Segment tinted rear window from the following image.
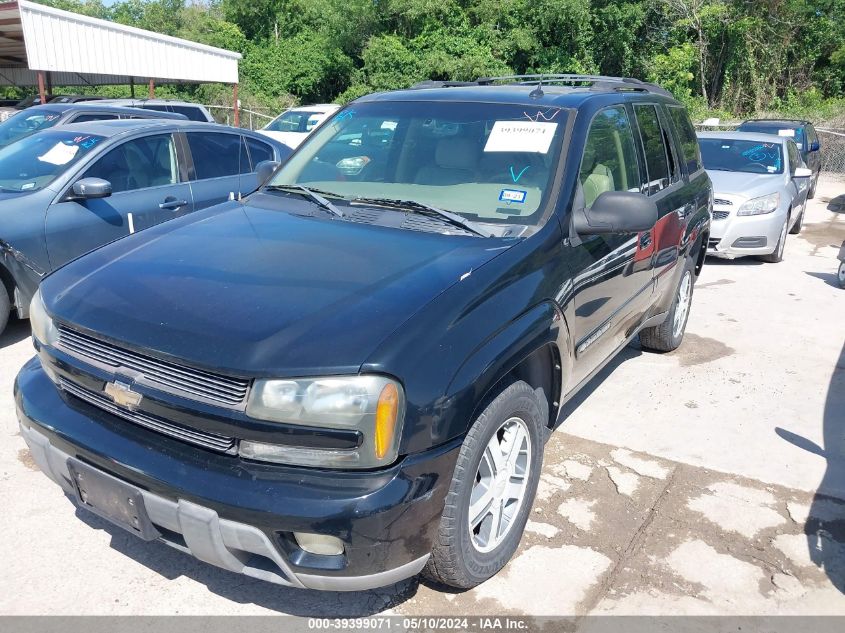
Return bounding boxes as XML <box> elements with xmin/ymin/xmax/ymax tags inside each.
<box><xmin>738</xmin><ymin>123</ymin><xmax>805</xmax><ymax>146</ymax></box>
<box><xmin>187</xmin><ymin>132</ymin><xmax>247</xmax><ymax>179</ymax></box>
<box><xmin>170</xmin><ymin>105</ymin><xmax>209</xmax><ymax>122</ymax></box>
<box><xmin>246</xmin><ymin>137</ymin><xmax>275</xmax><ymax>166</ymax></box>
<box><xmin>667</xmin><ymin>106</ymin><xmax>702</xmax><ymax>174</ymax></box>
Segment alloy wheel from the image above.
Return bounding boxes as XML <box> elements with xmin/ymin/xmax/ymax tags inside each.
<box><xmin>672</xmin><ymin>270</ymin><xmax>692</xmax><ymax>338</ymax></box>
<box><xmin>468</xmin><ymin>416</ymin><xmax>532</xmax><ymax>553</ymax></box>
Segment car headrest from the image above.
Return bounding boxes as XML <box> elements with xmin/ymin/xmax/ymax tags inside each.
<box><xmin>435</xmin><ymin>137</ymin><xmax>478</xmax><ymax>170</ymax></box>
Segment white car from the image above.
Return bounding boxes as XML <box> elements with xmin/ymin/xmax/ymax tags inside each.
<box><xmin>258</xmin><ymin>104</ymin><xmax>340</xmax><ymax>148</ymax></box>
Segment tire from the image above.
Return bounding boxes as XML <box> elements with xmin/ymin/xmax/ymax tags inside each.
<box><xmin>424</xmin><ymin>380</ymin><xmax>544</xmax><ymax>589</ymax></box>
<box><xmin>789</xmin><ymin>201</ymin><xmax>805</xmax><ymax>235</ymax></box>
<box><xmin>0</xmin><ymin>288</ymin><xmax>9</xmax><ymax>339</ymax></box>
<box><xmin>808</xmin><ymin>175</ymin><xmax>817</xmax><ymax>200</ymax></box>
<box><xmin>838</xmin><ymin>261</ymin><xmax>845</xmax><ymax>289</ymax></box>
<box><xmin>640</xmin><ymin>260</ymin><xmax>695</xmax><ymax>352</ymax></box>
<box><xmin>758</xmin><ymin>216</ymin><xmax>788</xmax><ymax>263</ymax></box>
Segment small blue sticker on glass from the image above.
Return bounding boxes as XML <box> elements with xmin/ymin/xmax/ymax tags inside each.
<box><xmin>499</xmin><ymin>189</ymin><xmax>527</xmax><ymax>204</ymax></box>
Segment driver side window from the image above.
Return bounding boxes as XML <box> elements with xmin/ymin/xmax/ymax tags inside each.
<box><xmin>83</xmin><ymin>134</ymin><xmax>178</xmax><ymax>194</ymax></box>
<box><xmin>579</xmin><ymin>106</ymin><xmax>640</xmax><ymax>207</ymax></box>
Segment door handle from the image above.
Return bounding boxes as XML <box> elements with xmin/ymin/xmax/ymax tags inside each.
<box><xmin>159</xmin><ymin>198</ymin><xmax>188</xmax><ymax>211</ymax></box>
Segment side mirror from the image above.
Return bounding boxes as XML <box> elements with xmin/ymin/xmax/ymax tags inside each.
<box><xmin>809</xmin><ymin>141</ymin><xmax>820</xmax><ymax>152</ymax></box>
<box><xmin>256</xmin><ymin>160</ymin><xmax>281</xmax><ymax>187</ymax></box>
<box><xmin>72</xmin><ymin>177</ymin><xmax>112</xmax><ymax>199</ymax></box>
<box><xmin>572</xmin><ymin>191</ymin><xmax>658</xmax><ymax>235</ymax></box>
<box><xmin>794</xmin><ymin>166</ymin><xmax>812</xmax><ymax>179</ymax></box>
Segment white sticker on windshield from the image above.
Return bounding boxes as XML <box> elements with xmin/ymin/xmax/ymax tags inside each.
<box><xmin>38</xmin><ymin>142</ymin><xmax>79</xmax><ymax>166</ymax></box>
<box><xmin>778</xmin><ymin>129</ymin><xmax>795</xmax><ymax>137</ymax></box>
<box><xmin>20</xmin><ymin>182</ymin><xmax>35</xmax><ymax>190</ymax></box>
<box><xmin>484</xmin><ymin>121</ymin><xmax>558</xmax><ymax>154</ymax></box>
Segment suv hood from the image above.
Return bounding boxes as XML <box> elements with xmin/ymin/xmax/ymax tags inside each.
<box><xmin>707</xmin><ymin>169</ymin><xmax>781</xmax><ymax>199</ymax></box>
<box><xmin>42</xmin><ymin>200</ymin><xmax>509</xmax><ymax>377</ymax></box>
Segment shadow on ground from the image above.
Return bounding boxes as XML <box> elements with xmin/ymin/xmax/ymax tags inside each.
<box><xmin>0</xmin><ymin>318</ymin><xmax>29</xmax><ymax>349</ymax></box>
<box><xmin>805</xmin><ymin>271</ymin><xmax>843</xmax><ymax>288</ymax></box>
<box><xmin>703</xmin><ymin>257</ymin><xmax>765</xmax><ymax>267</ymax></box>
<box><xmin>555</xmin><ymin>341</ymin><xmax>642</xmax><ymax>430</ymax></box>
<box><xmin>775</xmin><ymin>339</ymin><xmax>845</xmax><ymax>593</ymax></box>
<box><xmin>72</xmin><ymin>501</ymin><xmax>418</xmax><ymax>616</ymax></box>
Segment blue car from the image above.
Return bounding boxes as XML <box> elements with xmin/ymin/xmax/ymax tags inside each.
<box><xmin>0</xmin><ymin>119</ymin><xmax>292</xmax><ymax>335</ymax></box>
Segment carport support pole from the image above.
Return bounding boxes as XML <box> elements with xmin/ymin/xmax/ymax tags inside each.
<box><xmin>233</xmin><ymin>83</ymin><xmax>240</xmax><ymax>127</ymax></box>
<box><xmin>148</xmin><ymin>79</ymin><xmax>155</xmax><ymax>99</ymax></box>
<box><xmin>37</xmin><ymin>70</ymin><xmax>46</xmax><ymax>104</ymax></box>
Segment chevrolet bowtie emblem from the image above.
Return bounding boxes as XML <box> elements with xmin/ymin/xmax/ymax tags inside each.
<box><xmin>104</xmin><ymin>381</ymin><xmax>143</xmax><ymax>410</ymax></box>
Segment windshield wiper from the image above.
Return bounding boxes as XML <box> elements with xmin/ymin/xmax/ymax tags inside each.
<box><xmin>352</xmin><ymin>197</ymin><xmax>491</xmax><ymax>238</ymax></box>
<box><xmin>264</xmin><ymin>184</ymin><xmax>345</xmax><ymax>218</ymax></box>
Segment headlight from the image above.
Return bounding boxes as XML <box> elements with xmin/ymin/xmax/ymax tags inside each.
<box><xmin>242</xmin><ymin>375</ymin><xmax>404</xmax><ymax>469</ymax></box>
<box><xmin>737</xmin><ymin>192</ymin><xmax>779</xmax><ymax>216</ymax></box>
<box><xmin>29</xmin><ymin>289</ymin><xmax>58</xmax><ymax>347</ymax></box>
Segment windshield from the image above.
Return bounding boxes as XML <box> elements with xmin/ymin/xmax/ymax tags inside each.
<box><xmin>0</xmin><ymin>109</ymin><xmax>63</xmax><ymax>148</ymax></box>
<box><xmin>0</xmin><ymin>130</ymin><xmax>105</xmax><ymax>192</ymax></box>
<box><xmin>738</xmin><ymin>123</ymin><xmax>804</xmax><ymax>147</ymax></box>
<box><xmin>268</xmin><ymin>101</ymin><xmax>569</xmax><ymax>229</ymax></box>
<box><xmin>698</xmin><ymin>138</ymin><xmax>784</xmax><ymax>175</ymax></box>
<box><xmin>265</xmin><ymin>110</ymin><xmax>327</xmax><ymax>133</ymax></box>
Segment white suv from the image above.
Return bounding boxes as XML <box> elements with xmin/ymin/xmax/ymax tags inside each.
<box><xmin>258</xmin><ymin>104</ymin><xmax>340</xmax><ymax>148</ymax></box>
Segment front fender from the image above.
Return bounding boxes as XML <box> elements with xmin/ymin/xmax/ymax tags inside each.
<box><xmin>444</xmin><ymin>301</ymin><xmax>566</xmax><ymax>434</ymax></box>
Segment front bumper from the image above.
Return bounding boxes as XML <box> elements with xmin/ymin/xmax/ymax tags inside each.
<box><xmin>15</xmin><ymin>357</ymin><xmax>460</xmax><ymax>591</ymax></box>
<box><xmin>707</xmin><ymin>205</ymin><xmax>787</xmax><ymax>258</ymax></box>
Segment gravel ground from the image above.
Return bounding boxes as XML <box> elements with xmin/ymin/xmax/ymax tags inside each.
<box><xmin>1</xmin><ymin>176</ymin><xmax>843</xmax><ymax>617</ymax></box>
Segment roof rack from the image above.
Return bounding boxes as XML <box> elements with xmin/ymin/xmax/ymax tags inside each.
<box><xmin>477</xmin><ymin>74</ymin><xmax>674</xmax><ymax>97</ymax></box>
<box><xmin>410</xmin><ymin>74</ymin><xmax>673</xmax><ymax>98</ymax></box>
<box><xmin>409</xmin><ymin>80</ymin><xmax>485</xmax><ymax>90</ymax></box>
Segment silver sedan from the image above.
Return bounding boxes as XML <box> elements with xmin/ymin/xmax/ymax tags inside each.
<box><xmin>697</xmin><ymin>131</ymin><xmax>812</xmax><ymax>262</ymax></box>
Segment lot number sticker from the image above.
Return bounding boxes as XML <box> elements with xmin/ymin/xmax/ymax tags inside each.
<box><xmin>485</xmin><ymin>121</ymin><xmax>558</xmax><ymax>154</ymax></box>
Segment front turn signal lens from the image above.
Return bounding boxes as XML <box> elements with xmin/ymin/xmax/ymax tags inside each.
<box><xmin>374</xmin><ymin>383</ymin><xmax>399</xmax><ymax>459</ymax></box>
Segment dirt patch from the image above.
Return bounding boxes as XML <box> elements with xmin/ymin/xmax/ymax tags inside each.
<box><xmin>669</xmin><ymin>333</ymin><xmax>735</xmax><ymax>367</ymax></box>
<box><xmin>796</xmin><ymin>219</ymin><xmax>845</xmax><ymax>255</ymax></box>
<box><xmin>17</xmin><ymin>448</ymin><xmax>38</xmax><ymax>471</ymax></box>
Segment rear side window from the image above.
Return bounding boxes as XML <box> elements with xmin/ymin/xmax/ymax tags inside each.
<box><xmin>667</xmin><ymin>106</ymin><xmax>702</xmax><ymax>174</ymax></box>
<box><xmin>71</xmin><ymin>114</ymin><xmax>119</xmax><ymax>123</ymax></box>
<box><xmin>634</xmin><ymin>105</ymin><xmax>671</xmax><ymax>194</ymax></box>
<box><xmin>170</xmin><ymin>105</ymin><xmax>208</xmax><ymax>122</ymax></box>
<box><xmin>186</xmin><ymin>132</ymin><xmax>246</xmax><ymax>179</ymax></box>
<box><xmin>579</xmin><ymin>106</ymin><xmax>641</xmax><ymax>207</ymax></box>
<box><xmin>786</xmin><ymin>141</ymin><xmax>799</xmax><ymax>173</ymax></box>
<box><xmin>84</xmin><ymin>133</ymin><xmax>178</xmax><ymax>193</ymax></box>
<box><xmin>141</xmin><ymin>104</ymin><xmax>171</xmax><ymax>114</ymax></box>
<box><xmin>246</xmin><ymin>137</ymin><xmax>275</xmax><ymax>167</ymax></box>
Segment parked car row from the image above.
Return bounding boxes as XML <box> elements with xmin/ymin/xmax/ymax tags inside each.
<box><xmin>0</xmin><ymin>114</ymin><xmax>293</xmax><ymax>336</ymax></box>
<box><xmin>4</xmin><ymin>77</ymin><xmax>831</xmax><ymax>596</ymax></box>
<box><xmin>697</xmin><ymin>119</ymin><xmax>819</xmax><ymax>262</ymax></box>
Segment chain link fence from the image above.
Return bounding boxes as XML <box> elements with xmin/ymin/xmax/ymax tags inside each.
<box><xmin>694</xmin><ymin>121</ymin><xmax>845</xmax><ymax>173</ymax></box>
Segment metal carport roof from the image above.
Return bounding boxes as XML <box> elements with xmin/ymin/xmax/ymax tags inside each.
<box><xmin>0</xmin><ymin>0</ymin><xmax>241</xmax><ymax>88</ymax></box>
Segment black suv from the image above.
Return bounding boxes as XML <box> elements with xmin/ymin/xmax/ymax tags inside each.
<box><xmin>16</xmin><ymin>75</ymin><xmax>712</xmax><ymax>591</ymax></box>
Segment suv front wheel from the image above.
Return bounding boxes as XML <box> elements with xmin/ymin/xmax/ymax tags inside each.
<box><xmin>425</xmin><ymin>380</ymin><xmax>544</xmax><ymax>588</ymax></box>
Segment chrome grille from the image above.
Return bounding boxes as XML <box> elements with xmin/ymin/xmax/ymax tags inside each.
<box><xmin>714</xmin><ymin>198</ymin><xmax>733</xmax><ymax>206</ymax></box>
<box><xmin>713</xmin><ymin>210</ymin><xmax>730</xmax><ymax>220</ymax></box>
<box><xmin>57</xmin><ymin>326</ymin><xmax>250</xmax><ymax>407</ymax></box>
<box><xmin>59</xmin><ymin>378</ymin><xmax>237</xmax><ymax>454</ymax></box>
